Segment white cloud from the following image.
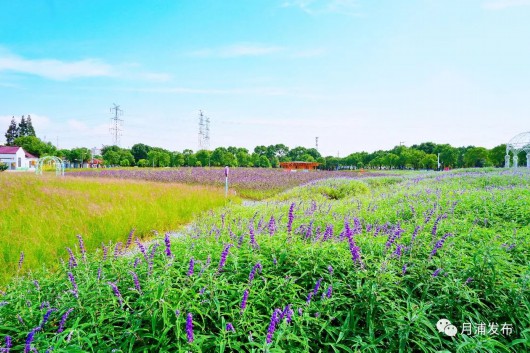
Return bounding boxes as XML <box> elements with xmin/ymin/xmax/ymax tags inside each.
<box><xmin>0</xmin><ymin>52</ymin><xmax>113</xmax><ymax>81</ymax></box>
<box><xmin>281</xmin><ymin>0</ymin><xmax>360</xmax><ymax>15</ymax></box>
<box><xmin>189</xmin><ymin>43</ymin><xmax>284</xmax><ymax>58</ymax></box>
<box><xmin>483</xmin><ymin>0</ymin><xmax>530</xmax><ymax>10</ymax></box>
<box><xmin>0</xmin><ymin>48</ymin><xmax>171</xmax><ymax>82</ymax></box>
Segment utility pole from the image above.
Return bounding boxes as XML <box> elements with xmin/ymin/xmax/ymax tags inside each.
<box><xmin>315</xmin><ymin>137</ymin><xmax>319</xmax><ymax>151</ymax></box>
<box><xmin>109</xmin><ymin>103</ymin><xmax>123</xmax><ymax>146</ymax></box>
<box><xmin>399</xmin><ymin>141</ymin><xmax>405</xmax><ymax>146</ymax></box>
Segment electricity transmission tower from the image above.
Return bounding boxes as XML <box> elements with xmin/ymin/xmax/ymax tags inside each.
<box><xmin>109</xmin><ymin>103</ymin><xmax>123</xmax><ymax>146</ymax></box>
<box><xmin>198</xmin><ymin>110</ymin><xmax>210</xmax><ymax>150</ymax></box>
<box><xmin>315</xmin><ymin>137</ymin><xmax>319</xmax><ymax>151</ymax></box>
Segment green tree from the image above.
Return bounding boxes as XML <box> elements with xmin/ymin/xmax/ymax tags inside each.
<box><xmin>463</xmin><ymin>147</ymin><xmax>490</xmax><ymax>167</ymax></box>
<box><xmin>131</xmin><ymin>143</ymin><xmax>151</xmax><ymax>162</ymax></box>
<box><xmin>236</xmin><ymin>150</ymin><xmax>252</xmax><ymax>167</ymax></box>
<box><xmin>13</xmin><ymin>136</ymin><xmax>56</xmax><ymax>157</ymax></box>
<box><xmin>259</xmin><ymin>155</ymin><xmax>271</xmax><ymax>168</ymax></box>
<box><xmin>171</xmin><ymin>152</ymin><xmax>184</xmax><ymax>167</ymax></box>
<box><xmin>489</xmin><ymin>144</ymin><xmax>507</xmax><ymax>167</ymax></box>
<box><xmin>26</xmin><ymin>115</ymin><xmax>36</xmax><ymax>137</ymax></box>
<box><xmin>120</xmin><ymin>159</ymin><xmax>130</xmax><ymax>167</ymax></box>
<box><xmin>196</xmin><ymin>150</ymin><xmax>211</xmax><ymax>167</ymax></box>
<box><xmin>103</xmin><ymin>150</ymin><xmax>120</xmax><ymax>166</ymax></box>
<box><xmin>420</xmin><ymin>154</ymin><xmax>438</xmax><ymax>170</ymax></box>
<box><xmin>137</xmin><ymin>159</ymin><xmax>149</xmax><ymax>167</ymax></box>
<box><xmin>18</xmin><ymin>116</ymin><xmax>28</xmax><ymax>137</ymax></box>
<box><xmin>4</xmin><ymin>117</ymin><xmax>18</xmax><ymax>146</ymax></box>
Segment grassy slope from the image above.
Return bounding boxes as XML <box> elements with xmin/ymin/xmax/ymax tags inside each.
<box><xmin>0</xmin><ymin>170</ymin><xmax>529</xmax><ymax>352</ymax></box>
<box><xmin>0</xmin><ymin>173</ymin><xmax>235</xmax><ymax>285</ymax></box>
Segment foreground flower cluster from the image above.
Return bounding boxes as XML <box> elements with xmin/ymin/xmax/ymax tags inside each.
<box><xmin>0</xmin><ymin>169</ymin><xmax>529</xmax><ymax>352</ymax></box>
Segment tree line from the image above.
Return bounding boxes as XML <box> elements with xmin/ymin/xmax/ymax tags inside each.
<box><xmin>2</xmin><ymin>119</ymin><xmax>523</xmax><ymax>169</ymax></box>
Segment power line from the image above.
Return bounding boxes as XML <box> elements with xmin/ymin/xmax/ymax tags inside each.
<box><xmin>109</xmin><ymin>103</ymin><xmax>123</xmax><ymax>146</ymax></box>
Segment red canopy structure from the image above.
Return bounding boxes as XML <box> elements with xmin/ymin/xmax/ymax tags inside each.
<box><xmin>279</xmin><ymin>161</ymin><xmax>320</xmax><ymax>171</ymax></box>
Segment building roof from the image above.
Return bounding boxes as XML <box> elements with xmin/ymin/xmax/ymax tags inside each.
<box><xmin>0</xmin><ymin>146</ymin><xmax>21</xmax><ymax>154</ymax></box>
<box><xmin>0</xmin><ymin>146</ymin><xmax>37</xmax><ymax>158</ymax></box>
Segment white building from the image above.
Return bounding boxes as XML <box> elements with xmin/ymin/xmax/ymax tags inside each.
<box><xmin>0</xmin><ymin>146</ymin><xmax>38</xmax><ymax>171</ymax></box>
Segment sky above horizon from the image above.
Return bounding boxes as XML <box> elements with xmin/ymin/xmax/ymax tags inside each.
<box><xmin>1</xmin><ymin>0</ymin><xmax>529</xmax><ymax>156</ymax></box>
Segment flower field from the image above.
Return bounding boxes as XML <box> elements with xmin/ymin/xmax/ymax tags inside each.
<box><xmin>1</xmin><ymin>170</ymin><xmax>529</xmax><ymax>352</ymax></box>
<box><xmin>66</xmin><ymin>168</ymin><xmax>386</xmax><ymax>200</ymax></box>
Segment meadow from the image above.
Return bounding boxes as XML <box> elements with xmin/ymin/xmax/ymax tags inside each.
<box><xmin>0</xmin><ymin>169</ymin><xmax>529</xmax><ymax>352</ymax></box>
<box><xmin>0</xmin><ymin>173</ymin><xmax>232</xmax><ymax>285</ymax></box>
<box><xmin>66</xmin><ymin>167</ymin><xmax>386</xmax><ymax>200</ymax></box>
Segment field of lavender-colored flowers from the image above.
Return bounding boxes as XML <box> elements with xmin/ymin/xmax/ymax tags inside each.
<box><xmin>67</xmin><ymin>167</ymin><xmax>388</xmax><ymax>199</ymax></box>
<box><xmin>1</xmin><ymin>169</ymin><xmax>529</xmax><ymax>352</ymax></box>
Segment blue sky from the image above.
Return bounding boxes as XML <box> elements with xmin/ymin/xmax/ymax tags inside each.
<box><xmin>1</xmin><ymin>0</ymin><xmax>529</xmax><ymax>156</ymax></box>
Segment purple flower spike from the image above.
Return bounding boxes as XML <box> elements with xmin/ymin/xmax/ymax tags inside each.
<box><xmin>465</xmin><ymin>277</ymin><xmax>473</xmax><ymax>285</ymax></box>
<box><xmin>430</xmin><ymin>233</ymin><xmax>452</xmax><ymax>259</ymax></box>
<box><xmin>266</xmin><ymin>309</ymin><xmax>280</xmax><ymax>344</ymax></box>
<box><xmin>240</xmin><ymin>289</ymin><xmax>249</xmax><ymax>312</ymax></box>
<box><xmin>226</xmin><ymin>322</ymin><xmax>236</xmax><ymax>332</ymax></box>
<box><xmin>107</xmin><ymin>281</ymin><xmax>123</xmax><ymax>306</ymax></box>
<box><xmin>130</xmin><ymin>271</ymin><xmax>141</xmax><ymax>293</ymax></box>
<box><xmin>287</xmin><ymin>203</ymin><xmax>295</xmax><ymax>235</ymax></box>
<box><xmin>432</xmin><ymin>268</ymin><xmax>442</xmax><ymax>277</ymax></box>
<box><xmin>18</xmin><ymin>251</ymin><xmax>24</xmax><ymax>270</ymax></box>
<box><xmin>249</xmin><ymin>224</ymin><xmax>259</xmax><ymax>248</ymax></box>
<box><xmin>186</xmin><ymin>313</ymin><xmax>194</xmax><ymax>343</ymax></box>
<box><xmin>164</xmin><ymin>233</ymin><xmax>172</xmax><ymax>257</ymax></box>
<box><xmin>218</xmin><ymin>244</ymin><xmax>233</xmax><ymax>272</ymax></box>
<box><xmin>344</xmin><ymin>221</ymin><xmax>363</xmax><ymax>267</ymax></box>
<box><xmin>328</xmin><ymin>265</ymin><xmax>333</xmax><ymax>275</ymax></box>
<box><xmin>325</xmin><ymin>285</ymin><xmax>333</xmax><ymax>299</ymax></box>
<box><xmin>39</xmin><ymin>308</ymin><xmax>57</xmax><ymax>330</ymax></box>
<box><xmin>313</xmin><ymin>278</ymin><xmax>323</xmax><ymax>296</ymax></box>
<box><xmin>175</xmin><ymin>309</ymin><xmax>181</xmax><ymax>317</ymax></box>
<box><xmin>188</xmin><ymin>258</ymin><xmax>195</xmax><ymax>277</ymax></box>
<box><xmin>5</xmin><ymin>335</ymin><xmax>12</xmax><ymax>351</ymax></box>
<box><xmin>268</xmin><ymin>216</ymin><xmax>276</xmax><ymax>236</ymax></box>
<box><xmin>248</xmin><ymin>263</ymin><xmax>262</xmax><ymax>284</ymax></box>
<box><xmin>101</xmin><ymin>243</ymin><xmax>108</xmax><ymax>261</ymax></box>
<box><xmin>298</xmin><ymin>308</ymin><xmax>303</xmax><ymax>316</ymax></box>
<box><xmin>66</xmin><ymin>247</ymin><xmax>77</xmax><ymax>268</ymax></box>
<box><xmin>24</xmin><ymin>328</ymin><xmax>37</xmax><ymax>353</ymax></box>
<box><xmin>76</xmin><ymin>234</ymin><xmax>86</xmax><ymax>260</ymax></box>
<box><xmin>125</xmin><ymin>228</ymin><xmax>135</xmax><ymax>249</ymax></box>
<box><xmin>67</xmin><ymin>272</ymin><xmax>78</xmax><ymax>299</ymax></box>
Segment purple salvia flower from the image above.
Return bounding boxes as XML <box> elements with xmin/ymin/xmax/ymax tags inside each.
<box><xmin>114</xmin><ymin>242</ymin><xmax>123</xmax><ymax>260</ymax></box>
<box><xmin>130</xmin><ymin>271</ymin><xmax>141</xmax><ymax>293</ymax></box>
<box><xmin>76</xmin><ymin>234</ymin><xmax>86</xmax><ymax>260</ymax></box>
<box><xmin>410</xmin><ymin>226</ymin><xmax>420</xmax><ymax>245</ymax></box>
<box><xmin>465</xmin><ymin>277</ymin><xmax>473</xmax><ymax>285</ymax></box>
<box><xmin>164</xmin><ymin>233</ymin><xmax>172</xmax><ymax>257</ymax></box>
<box><xmin>305</xmin><ymin>221</ymin><xmax>314</xmax><ymax>239</ymax></box>
<box><xmin>306</xmin><ymin>292</ymin><xmax>313</xmax><ymax>304</ymax></box>
<box><xmin>17</xmin><ymin>315</ymin><xmax>24</xmax><ymax>325</ymax></box>
<box><xmin>175</xmin><ymin>310</ymin><xmax>180</xmax><ymax>317</ymax></box>
<box><xmin>429</xmin><ymin>233</ymin><xmax>452</xmax><ymax>259</ymax></box>
<box><xmin>268</xmin><ymin>215</ymin><xmax>276</xmax><ymax>236</ymax></box>
<box><xmin>298</xmin><ymin>308</ymin><xmax>303</xmax><ymax>316</ymax></box>
<box><xmin>66</xmin><ymin>330</ymin><xmax>74</xmax><ymax>342</ymax></box>
<box><xmin>226</xmin><ymin>322</ymin><xmax>235</xmax><ymax>332</ymax></box>
<box><xmin>266</xmin><ymin>309</ymin><xmax>279</xmax><ymax>344</ymax></box>
<box><xmin>218</xmin><ymin>244</ymin><xmax>233</xmax><ymax>272</ymax></box>
<box><xmin>313</xmin><ymin>278</ymin><xmax>323</xmax><ymax>296</ymax></box>
<box><xmin>248</xmin><ymin>263</ymin><xmax>262</xmax><ymax>283</ymax></box>
<box><xmin>285</xmin><ymin>307</ymin><xmax>294</xmax><ymax>324</ymax></box>
<box><xmin>186</xmin><ymin>313</ymin><xmax>194</xmax><ymax>343</ymax></box>
<box><xmin>237</xmin><ymin>234</ymin><xmax>245</xmax><ymax>248</ymax></box>
<box><xmin>33</xmin><ymin>280</ymin><xmax>40</xmax><ymax>291</ymax></box>
<box><xmin>5</xmin><ymin>336</ymin><xmax>12</xmax><ymax>351</ymax></box>
<box><xmin>101</xmin><ymin>243</ymin><xmax>108</xmax><ymax>261</ymax></box>
<box><xmin>97</xmin><ymin>266</ymin><xmax>102</xmax><ymax>281</ymax></box>
<box><xmin>393</xmin><ymin>244</ymin><xmax>404</xmax><ymax>258</ymax></box>
<box><xmin>188</xmin><ymin>258</ymin><xmax>195</xmax><ymax>277</ymax></box>
<box><xmin>280</xmin><ymin>304</ymin><xmax>292</xmax><ymax>321</ymax></box>
<box><xmin>200</xmin><ymin>255</ymin><xmax>211</xmax><ymax>276</ymax></box>
<box><xmin>18</xmin><ymin>251</ymin><xmax>24</xmax><ymax>270</ymax></box>
<box><xmin>257</xmin><ymin>217</ymin><xmax>264</xmax><ymax>233</ymax></box>
<box><xmin>325</xmin><ymin>285</ymin><xmax>332</xmax><ymax>299</ymax></box>
<box><xmin>248</xmin><ymin>224</ymin><xmax>259</xmax><ymax>248</ymax></box>
<box><xmin>133</xmin><ymin>257</ymin><xmax>141</xmax><ymax>268</ymax></box>
<box><xmin>24</xmin><ymin>328</ymin><xmax>37</xmax><ymax>353</ymax></box>
<box><xmin>240</xmin><ymin>289</ymin><xmax>249</xmax><ymax>312</ymax></box>
<box><xmin>287</xmin><ymin>202</ymin><xmax>295</xmax><ymax>235</ymax></box>
<box><xmin>328</xmin><ymin>265</ymin><xmax>333</xmax><ymax>275</ymax></box>
<box><xmin>66</xmin><ymin>247</ymin><xmax>77</xmax><ymax>268</ymax></box>
<box><xmin>432</xmin><ymin>268</ymin><xmax>442</xmax><ymax>277</ymax></box>
<box><xmin>68</xmin><ymin>272</ymin><xmax>78</xmax><ymax>298</ymax></box>
<box><xmin>107</xmin><ymin>281</ymin><xmax>123</xmax><ymax>306</ymax></box>
<box><xmin>402</xmin><ymin>264</ymin><xmax>408</xmax><ymax>275</ymax></box>
<box><xmin>273</xmin><ymin>256</ymin><xmax>277</xmax><ymax>265</ymax></box>
<box><xmin>136</xmin><ymin>238</ymin><xmax>148</xmax><ymax>263</ymax></box>
<box><xmin>344</xmin><ymin>221</ymin><xmax>363</xmax><ymax>267</ymax></box>
<box><xmin>125</xmin><ymin>228</ymin><xmax>135</xmax><ymax>249</ymax></box>
<box><xmin>322</xmin><ymin>224</ymin><xmax>333</xmax><ymax>241</ymax></box>
<box><xmin>199</xmin><ymin>287</ymin><xmax>206</xmax><ymax>295</ymax></box>
<box><xmin>39</xmin><ymin>308</ymin><xmax>57</xmax><ymax>330</ymax></box>
<box><xmin>221</xmin><ymin>213</ymin><xmax>226</xmax><ymax>229</ymax></box>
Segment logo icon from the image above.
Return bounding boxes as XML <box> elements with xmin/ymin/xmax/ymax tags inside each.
<box><xmin>437</xmin><ymin>318</ymin><xmax>458</xmax><ymax>337</ymax></box>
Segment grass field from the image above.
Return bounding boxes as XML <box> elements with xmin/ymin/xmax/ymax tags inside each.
<box><xmin>0</xmin><ymin>173</ymin><xmax>235</xmax><ymax>285</ymax></box>
<box><xmin>0</xmin><ymin>169</ymin><xmax>529</xmax><ymax>352</ymax></box>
